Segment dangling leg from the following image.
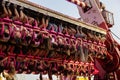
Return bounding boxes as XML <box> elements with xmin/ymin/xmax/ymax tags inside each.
<box><xmin>58</xmin><ymin>23</ymin><xmax>63</xmax><ymax>33</ymax></box>
<box><xmin>28</xmin><ymin>17</ymin><xmax>34</xmax><ymax>25</ymax></box>
<box><xmin>41</xmin><ymin>50</ymin><xmax>48</xmax><ymax>58</ymax></box>
<box><xmin>38</xmin><ymin>49</ymin><xmax>44</xmax><ymax>57</ymax></box>
<box><xmin>84</xmin><ymin>47</ymin><xmax>89</xmax><ymax>62</ymax></box>
<box><xmin>88</xmin><ymin>52</ymin><xmax>94</xmax><ymax>62</ymax></box>
<box><xmin>2</xmin><ymin>45</ymin><xmax>7</xmax><ymax>52</ymax></box>
<box><xmin>53</xmin><ymin>24</ymin><xmax>58</xmax><ymax>32</ymax></box>
<box><xmin>33</xmin><ymin>48</ymin><xmax>40</xmax><ymax>56</ymax></box>
<box><xmin>23</xmin><ymin>14</ymin><xmax>28</xmax><ymax>23</ymax></box>
<box><xmin>19</xmin><ymin>7</ymin><xmax>28</xmax><ymax>23</ymax></box>
<box><xmin>19</xmin><ymin>7</ymin><xmax>24</xmax><ymax>21</ymax></box>
<box><xmin>6</xmin><ymin>3</ymin><xmax>12</xmax><ymax>18</ymax></box>
<box><xmin>6</xmin><ymin>62</ymin><xmax>16</xmax><ymax>80</ymax></box>
<box><xmin>6</xmin><ymin>45</ymin><xmax>14</xmax><ymax>53</ymax></box>
<box><xmin>12</xmin><ymin>4</ymin><xmax>19</xmax><ymax>20</ymax></box>
<box><xmin>0</xmin><ymin>1</ymin><xmax>8</xmax><ymax>18</ymax></box>
<box><xmin>45</xmin><ymin>17</ymin><xmax>50</xmax><ymax>28</ymax></box>
<box><xmin>80</xmin><ymin>46</ymin><xmax>86</xmax><ymax>62</ymax></box>
<box><xmin>39</xmin><ymin>17</ymin><xmax>45</xmax><ymax>28</ymax></box>
<box><xmin>75</xmin><ymin>49</ymin><xmax>79</xmax><ymax>61</ymax></box>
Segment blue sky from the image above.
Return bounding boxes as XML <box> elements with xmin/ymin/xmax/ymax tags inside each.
<box><xmin>28</xmin><ymin>0</ymin><xmax>120</xmax><ymax>43</ymax></box>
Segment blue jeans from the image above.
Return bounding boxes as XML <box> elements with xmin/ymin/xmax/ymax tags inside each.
<box><xmin>47</xmin><ymin>23</ymin><xmax>58</xmax><ymax>32</ymax></box>
<box><xmin>83</xmin><ymin>46</ymin><xmax>89</xmax><ymax>62</ymax></box>
<box><xmin>76</xmin><ymin>45</ymin><xmax>86</xmax><ymax>62</ymax></box>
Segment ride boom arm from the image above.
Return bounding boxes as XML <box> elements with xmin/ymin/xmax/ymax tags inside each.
<box><xmin>67</xmin><ymin>0</ymin><xmax>120</xmax><ymax>73</ymax></box>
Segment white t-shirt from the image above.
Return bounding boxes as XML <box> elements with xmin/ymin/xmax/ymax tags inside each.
<box><xmin>52</xmin><ymin>75</ymin><xmax>61</xmax><ymax>80</ymax></box>
<box><xmin>42</xmin><ymin>74</ymin><xmax>49</xmax><ymax>80</ymax></box>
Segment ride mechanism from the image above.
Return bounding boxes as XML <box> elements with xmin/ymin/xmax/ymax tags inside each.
<box><xmin>0</xmin><ymin>0</ymin><xmax>119</xmax><ymax>80</ymax></box>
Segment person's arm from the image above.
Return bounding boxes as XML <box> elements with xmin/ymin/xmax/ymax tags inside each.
<box><xmin>0</xmin><ymin>57</ymin><xmax>8</xmax><ymax>63</ymax></box>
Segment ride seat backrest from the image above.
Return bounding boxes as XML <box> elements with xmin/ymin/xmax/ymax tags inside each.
<box><xmin>24</xmin><ymin>21</ymin><xmax>32</xmax><ymax>28</ymax></box>
<box><xmin>3</xmin><ymin>17</ymin><xmax>12</xmax><ymax>23</ymax></box>
<box><xmin>14</xmin><ymin>20</ymin><xmax>22</xmax><ymax>26</ymax></box>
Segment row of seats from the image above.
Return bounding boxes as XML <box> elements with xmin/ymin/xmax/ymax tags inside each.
<box><xmin>0</xmin><ymin>18</ymin><xmax>107</xmax><ymax>61</ymax></box>
<box><xmin>0</xmin><ymin>49</ymin><xmax>98</xmax><ymax>76</ymax></box>
<box><xmin>0</xmin><ymin>1</ymin><xmax>108</xmax><ymax>63</ymax></box>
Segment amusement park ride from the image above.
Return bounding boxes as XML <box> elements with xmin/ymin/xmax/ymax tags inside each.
<box><xmin>0</xmin><ymin>0</ymin><xmax>119</xmax><ymax>80</ymax></box>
